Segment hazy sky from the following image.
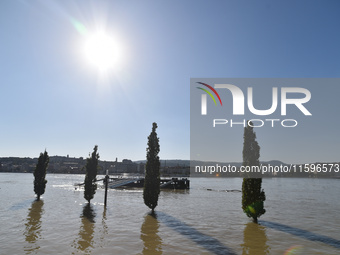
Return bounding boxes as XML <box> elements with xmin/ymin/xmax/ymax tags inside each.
<box><xmin>1</xmin><ymin>0</ymin><xmax>339</xmax><ymax>162</ymax></box>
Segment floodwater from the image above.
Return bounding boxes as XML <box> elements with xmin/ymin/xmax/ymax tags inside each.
<box><xmin>1</xmin><ymin>173</ymin><xmax>340</xmax><ymax>254</ymax></box>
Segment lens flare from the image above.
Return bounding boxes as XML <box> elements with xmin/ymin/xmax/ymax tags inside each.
<box><xmin>247</xmin><ymin>205</ymin><xmax>256</xmax><ymax>214</ymax></box>
<box><xmin>70</xmin><ymin>18</ymin><xmax>87</xmax><ymax>36</ymax></box>
<box><xmin>284</xmin><ymin>245</ymin><xmax>303</xmax><ymax>255</ymax></box>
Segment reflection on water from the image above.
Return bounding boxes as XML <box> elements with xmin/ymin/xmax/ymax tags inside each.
<box><xmin>241</xmin><ymin>222</ymin><xmax>270</xmax><ymax>255</ymax></box>
<box><xmin>24</xmin><ymin>200</ymin><xmax>44</xmax><ymax>254</ymax></box>
<box><xmin>101</xmin><ymin>207</ymin><xmax>108</xmax><ymax>237</ymax></box>
<box><xmin>2</xmin><ymin>174</ymin><xmax>340</xmax><ymax>254</ymax></box>
<box><xmin>99</xmin><ymin>207</ymin><xmax>108</xmax><ymax>247</ymax></box>
<box><xmin>72</xmin><ymin>203</ymin><xmax>96</xmax><ymax>254</ymax></box>
<box><xmin>82</xmin><ymin>203</ymin><xmax>96</xmax><ymax>223</ymax></box>
<box><xmin>141</xmin><ymin>212</ymin><xmax>163</xmax><ymax>255</ymax></box>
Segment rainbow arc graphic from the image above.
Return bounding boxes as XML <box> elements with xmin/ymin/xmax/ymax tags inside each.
<box><xmin>196</xmin><ymin>82</ymin><xmax>222</xmax><ymax>115</ymax></box>
<box><xmin>196</xmin><ymin>82</ymin><xmax>222</xmax><ymax>106</ymax></box>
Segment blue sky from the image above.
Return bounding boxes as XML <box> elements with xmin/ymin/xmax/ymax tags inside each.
<box><xmin>0</xmin><ymin>0</ymin><xmax>339</xmax><ymax>162</ymax></box>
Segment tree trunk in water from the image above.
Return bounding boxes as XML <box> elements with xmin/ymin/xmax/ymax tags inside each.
<box><xmin>37</xmin><ymin>195</ymin><xmax>40</xmax><ymax>201</ymax></box>
<box><xmin>253</xmin><ymin>216</ymin><xmax>258</xmax><ymax>224</ymax></box>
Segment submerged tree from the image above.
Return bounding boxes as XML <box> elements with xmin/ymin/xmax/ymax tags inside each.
<box><xmin>242</xmin><ymin>122</ymin><xmax>266</xmax><ymax>223</ymax></box>
<box><xmin>143</xmin><ymin>122</ymin><xmax>160</xmax><ymax>213</ymax></box>
<box><xmin>84</xmin><ymin>145</ymin><xmax>99</xmax><ymax>203</ymax></box>
<box><xmin>33</xmin><ymin>150</ymin><xmax>49</xmax><ymax>200</ymax></box>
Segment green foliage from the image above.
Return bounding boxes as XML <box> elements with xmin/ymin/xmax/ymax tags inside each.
<box><xmin>242</xmin><ymin>178</ymin><xmax>266</xmax><ymax>222</ymax></box>
<box><xmin>84</xmin><ymin>145</ymin><xmax>99</xmax><ymax>203</ymax></box>
<box><xmin>33</xmin><ymin>150</ymin><xmax>49</xmax><ymax>200</ymax></box>
<box><xmin>242</xmin><ymin>122</ymin><xmax>266</xmax><ymax>223</ymax></box>
<box><xmin>242</xmin><ymin>122</ymin><xmax>260</xmax><ymax>167</ymax></box>
<box><xmin>143</xmin><ymin>122</ymin><xmax>160</xmax><ymax>212</ymax></box>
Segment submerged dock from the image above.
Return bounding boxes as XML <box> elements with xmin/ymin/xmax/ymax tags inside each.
<box><xmin>107</xmin><ymin>177</ymin><xmax>190</xmax><ymax>190</ymax></box>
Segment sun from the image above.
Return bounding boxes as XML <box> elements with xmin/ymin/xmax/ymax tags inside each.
<box><xmin>83</xmin><ymin>31</ymin><xmax>120</xmax><ymax>72</ymax></box>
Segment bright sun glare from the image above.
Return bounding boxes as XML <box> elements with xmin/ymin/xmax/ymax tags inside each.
<box><xmin>83</xmin><ymin>31</ymin><xmax>120</xmax><ymax>72</ymax></box>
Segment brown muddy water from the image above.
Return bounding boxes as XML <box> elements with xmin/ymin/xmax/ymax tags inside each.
<box><xmin>1</xmin><ymin>173</ymin><xmax>340</xmax><ymax>254</ymax></box>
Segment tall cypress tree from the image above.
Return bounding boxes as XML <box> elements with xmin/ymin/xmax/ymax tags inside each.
<box><xmin>84</xmin><ymin>145</ymin><xmax>99</xmax><ymax>203</ymax></box>
<box><xmin>34</xmin><ymin>150</ymin><xmax>49</xmax><ymax>200</ymax></box>
<box><xmin>242</xmin><ymin>122</ymin><xmax>266</xmax><ymax>223</ymax></box>
<box><xmin>143</xmin><ymin>122</ymin><xmax>160</xmax><ymax>213</ymax></box>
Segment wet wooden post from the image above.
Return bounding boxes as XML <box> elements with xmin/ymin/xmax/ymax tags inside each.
<box><xmin>104</xmin><ymin>170</ymin><xmax>109</xmax><ymax>207</ymax></box>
